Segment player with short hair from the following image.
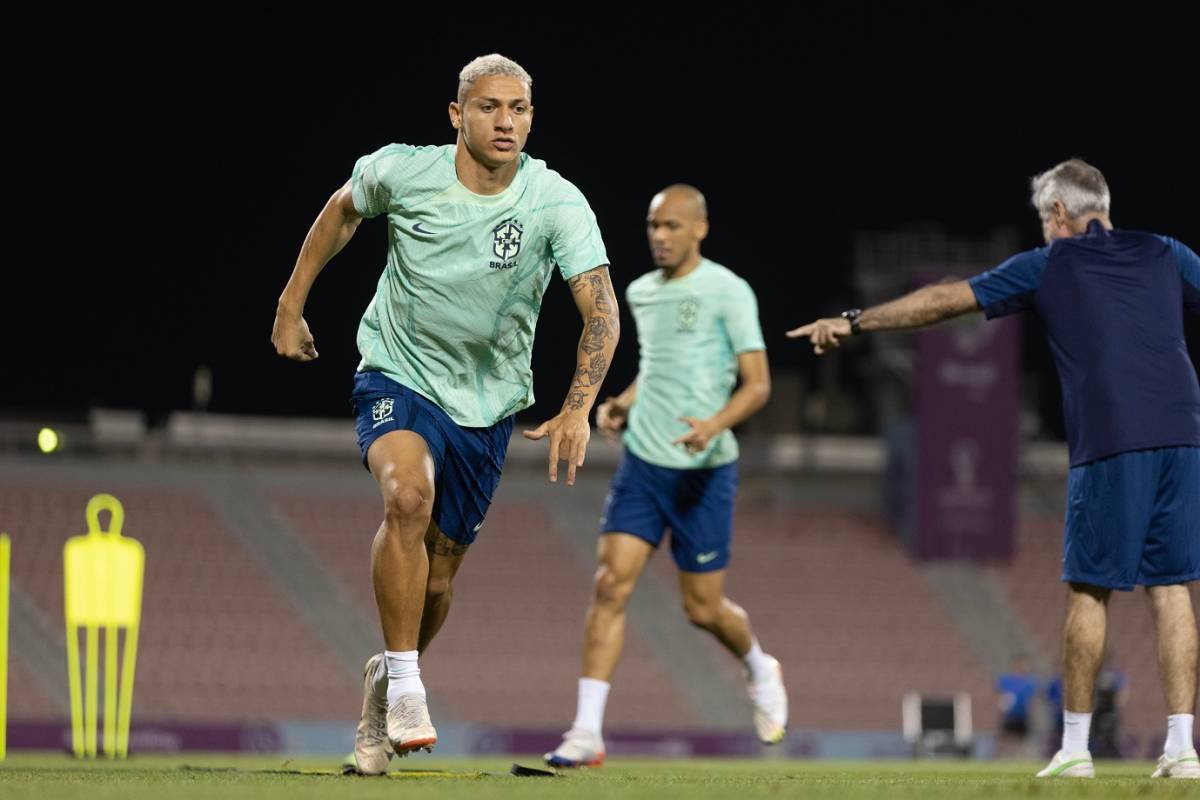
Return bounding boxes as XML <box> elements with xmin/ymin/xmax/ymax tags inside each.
<box><xmin>546</xmin><ymin>185</ymin><xmax>787</xmax><ymax>768</ymax></box>
<box><xmin>271</xmin><ymin>53</ymin><xmax>619</xmax><ymax>775</ymax></box>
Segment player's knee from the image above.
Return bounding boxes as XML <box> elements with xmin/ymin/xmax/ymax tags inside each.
<box><xmin>382</xmin><ymin>480</ymin><xmax>431</xmax><ymax>527</ymax></box>
<box><xmin>426</xmin><ymin>573</ymin><xmax>453</xmax><ymax>601</ymax></box>
<box><xmin>592</xmin><ymin>565</ymin><xmax>633</xmax><ymax>609</ymax></box>
<box><xmin>1147</xmin><ymin>583</ymin><xmax>1188</xmax><ymax>613</ymax></box>
<box><xmin>683</xmin><ymin>597</ymin><xmax>720</xmax><ymax>629</ymax></box>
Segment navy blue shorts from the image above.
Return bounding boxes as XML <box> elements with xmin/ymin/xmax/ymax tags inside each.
<box><xmin>599</xmin><ymin>449</ymin><xmax>738</xmax><ymax>573</ymax></box>
<box><xmin>351</xmin><ymin>371</ymin><xmax>513</xmax><ymax>546</ymax></box>
<box><xmin>1063</xmin><ymin>446</ymin><xmax>1200</xmax><ymax>590</ymax></box>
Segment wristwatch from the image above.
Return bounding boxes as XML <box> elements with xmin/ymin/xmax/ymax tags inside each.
<box><xmin>840</xmin><ymin>308</ymin><xmax>863</xmax><ymax>335</ymax></box>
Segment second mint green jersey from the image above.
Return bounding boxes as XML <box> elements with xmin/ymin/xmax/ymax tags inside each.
<box><xmin>622</xmin><ymin>259</ymin><xmax>765</xmax><ymax>469</ymax></box>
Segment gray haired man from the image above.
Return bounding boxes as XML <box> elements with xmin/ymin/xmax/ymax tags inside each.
<box><xmin>790</xmin><ymin>159</ymin><xmax>1200</xmax><ymax>779</ymax></box>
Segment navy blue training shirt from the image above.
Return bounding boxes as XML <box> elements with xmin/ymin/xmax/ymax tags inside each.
<box><xmin>969</xmin><ymin>220</ymin><xmax>1200</xmax><ymax>466</ymax></box>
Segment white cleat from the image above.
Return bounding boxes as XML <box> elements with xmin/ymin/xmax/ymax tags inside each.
<box><xmin>1152</xmin><ymin>749</ymin><xmax>1200</xmax><ymax>778</ymax></box>
<box><xmin>544</xmin><ymin>727</ymin><xmax>606</xmax><ymax>768</ymax></box>
<box><xmin>1036</xmin><ymin>749</ymin><xmax>1094</xmax><ymax>778</ymax></box>
<box><xmin>387</xmin><ymin>691</ymin><xmax>437</xmax><ymax>757</ymax></box>
<box><xmin>352</xmin><ymin>653</ymin><xmax>392</xmax><ymax>775</ymax></box>
<box><xmin>747</xmin><ymin>655</ymin><xmax>788</xmax><ymax>745</ymax></box>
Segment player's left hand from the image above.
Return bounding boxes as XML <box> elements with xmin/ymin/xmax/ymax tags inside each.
<box><xmin>522</xmin><ymin>410</ymin><xmax>591</xmax><ymax>486</ymax></box>
<box><xmin>785</xmin><ymin>317</ymin><xmax>851</xmax><ymax>355</ymax></box>
<box><xmin>673</xmin><ymin>417</ymin><xmax>722</xmax><ymax>454</ymax></box>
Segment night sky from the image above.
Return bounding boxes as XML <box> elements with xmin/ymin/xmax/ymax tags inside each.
<box><xmin>6</xmin><ymin>11</ymin><xmax>1197</xmax><ymax>433</ymax></box>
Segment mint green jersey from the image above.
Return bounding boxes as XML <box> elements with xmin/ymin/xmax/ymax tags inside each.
<box><xmin>350</xmin><ymin>143</ymin><xmax>608</xmax><ymax>427</ymax></box>
<box><xmin>622</xmin><ymin>259</ymin><xmax>765</xmax><ymax>469</ymax></box>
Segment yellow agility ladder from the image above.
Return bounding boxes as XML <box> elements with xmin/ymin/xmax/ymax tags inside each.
<box><xmin>64</xmin><ymin>494</ymin><xmax>144</xmax><ymax>758</ymax></box>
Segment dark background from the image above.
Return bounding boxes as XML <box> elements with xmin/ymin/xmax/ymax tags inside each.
<box><xmin>6</xmin><ymin>10</ymin><xmax>1197</xmax><ymax>435</ymax></box>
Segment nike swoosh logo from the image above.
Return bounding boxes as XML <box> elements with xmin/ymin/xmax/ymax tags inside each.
<box><xmin>696</xmin><ymin>551</ymin><xmax>719</xmax><ymax>564</ymax></box>
<box><xmin>412</xmin><ymin>222</ymin><xmax>434</xmax><ymax>234</ymax></box>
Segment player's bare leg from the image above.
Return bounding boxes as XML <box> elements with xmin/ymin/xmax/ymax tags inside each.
<box><xmin>582</xmin><ymin>534</ymin><xmax>655</xmax><ymax>680</ymax></box>
<box><xmin>1147</xmin><ymin>584</ymin><xmax>1199</xmax><ymax>715</ymax></box>
<box><xmin>418</xmin><ymin>524</ymin><xmax>469</xmax><ymax>654</ymax></box>
<box><xmin>547</xmin><ymin>533</ymin><xmax>654</xmax><ymax>767</ymax></box>
<box><xmin>367</xmin><ymin>431</ymin><xmax>438</xmax><ymax>757</ymax></box>
<box><xmin>679</xmin><ymin>570</ymin><xmax>787</xmax><ymax>744</ymax></box>
<box><xmin>369</xmin><ymin>431</ymin><xmax>436</xmax><ymax>651</ymax></box>
<box><xmin>1062</xmin><ymin>583</ymin><xmax>1108</xmax><ymax>714</ymax></box>
<box><xmin>356</xmin><ymin>521</ymin><xmax>466</xmax><ymax>773</ymax></box>
<box><xmin>1147</xmin><ymin>584</ymin><xmax>1200</xmax><ymax>778</ymax></box>
<box><xmin>678</xmin><ymin>570</ymin><xmax>752</xmax><ymax>654</ymax></box>
<box><xmin>1038</xmin><ymin>583</ymin><xmax>1107</xmax><ymax>778</ymax></box>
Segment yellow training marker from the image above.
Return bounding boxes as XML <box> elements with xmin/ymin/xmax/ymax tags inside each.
<box><xmin>64</xmin><ymin>494</ymin><xmax>144</xmax><ymax>758</ymax></box>
<box><xmin>1</xmin><ymin>533</ymin><xmax>10</xmax><ymax>761</ymax></box>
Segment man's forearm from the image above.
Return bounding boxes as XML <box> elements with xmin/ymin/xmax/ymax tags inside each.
<box><xmin>614</xmin><ymin>378</ymin><xmax>638</xmax><ymax>410</ymax></box>
<box><xmin>563</xmin><ymin>274</ymin><xmax>620</xmax><ymax>413</ymax></box>
<box><xmin>278</xmin><ymin>188</ymin><xmax>362</xmax><ymax>313</ymax></box>
<box><xmin>564</xmin><ymin>315</ymin><xmax>619</xmax><ymax>413</ymax></box>
<box><xmin>859</xmin><ymin>281</ymin><xmax>977</xmax><ymax>332</ymax></box>
<box><xmin>711</xmin><ymin>380</ymin><xmax>770</xmax><ymax>432</ymax></box>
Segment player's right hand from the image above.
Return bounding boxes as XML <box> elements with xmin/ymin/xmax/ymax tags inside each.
<box><xmin>271</xmin><ymin>310</ymin><xmax>319</xmax><ymax>361</ymax></box>
<box><xmin>522</xmin><ymin>409</ymin><xmax>591</xmax><ymax>486</ymax></box>
<box><xmin>595</xmin><ymin>397</ymin><xmax>628</xmax><ymax>439</ymax></box>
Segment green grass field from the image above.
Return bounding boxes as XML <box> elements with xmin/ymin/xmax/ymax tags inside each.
<box><xmin>1</xmin><ymin>754</ymin><xmax>1196</xmax><ymax>799</ymax></box>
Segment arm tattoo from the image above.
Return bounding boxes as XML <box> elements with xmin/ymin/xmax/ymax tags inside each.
<box><xmin>566</xmin><ymin>389</ymin><xmax>588</xmax><ymax>411</ymax></box>
<box><xmin>424</xmin><ymin>526</ymin><xmax>469</xmax><ymax>557</ymax></box>
<box><xmin>581</xmin><ymin>317</ymin><xmax>610</xmax><ymax>354</ymax></box>
<box><xmin>568</xmin><ymin>271</ymin><xmax>615</xmax><ymax>315</ymax></box>
<box><xmin>587</xmin><ymin>273</ymin><xmax>614</xmax><ymax>314</ymax></box>
<box><xmin>563</xmin><ymin>267</ymin><xmax>618</xmax><ymax>413</ymax></box>
<box><xmin>565</xmin><ymin>346</ymin><xmax>609</xmax><ymax>412</ymax></box>
<box><xmin>571</xmin><ymin>354</ymin><xmax>609</xmax><ymax>386</ymax></box>
<box><xmin>586</xmin><ymin>353</ymin><xmax>607</xmax><ymax>384</ymax></box>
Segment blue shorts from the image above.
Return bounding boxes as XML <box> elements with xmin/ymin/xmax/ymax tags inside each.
<box><xmin>599</xmin><ymin>449</ymin><xmax>738</xmax><ymax>573</ymax></box>
<box><xmin>1063</xmin><ymin>446</ymin><xmax>1200</xmax><ymax>590</ymax></box>
<box><xmin>351</xmin><ymin>371</ymin><xmax>513</xmax><ymax>546</ymax></box>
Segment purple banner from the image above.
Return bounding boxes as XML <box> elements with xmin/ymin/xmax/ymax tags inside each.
<box><xmin>913</xmin><ymin>310</ymin><xmax>1020</xmax><ymax>560</ymax></box>
<box><xmin>472</xmin><ymin>728</ymin><xmax>824</xmax><ymax>758</ymax></box>
<box><xmin>5</xmin><ymin>719</ymin><xmax>283</xmax><ymax>753</ymax></box>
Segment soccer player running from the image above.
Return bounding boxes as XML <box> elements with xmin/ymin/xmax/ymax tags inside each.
<box><xmin>270</xmin><ymin>55</ymin><xmax>619</xmax><ymax>774</ymax></box>
<box><xmin>788</xmin><ymin>159</ymin><xmax>1200</xmax><ymax>780</ymax></box>
<box><xmin>546</xmin><ymin>185</ymin><xmax>788</xmax><ymax>768</ymax></box>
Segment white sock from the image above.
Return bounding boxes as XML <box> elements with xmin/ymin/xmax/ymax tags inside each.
<box><xmin>1166</xmin><ymin>713</ymin><xmax>1195</xmax><ymax>758</ymax></box>
<box><xmin>743</xmin><ymin>638</ymin><xmax>773</xmax><ymax>683</ymax></box>
<box><xmin>1062</xmin><ymin>710</ymin><xmax>1092</xmax><ymax>754</ymax></box>
<box><xmin>571</xmin><ymin>678</ymin><xmax>610</xmax><ymax>736</ymax></box>
<box><xmin>385</xmin><ymin>650</ymin><xmax>424</xmax><ymax>706</ymax></box>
